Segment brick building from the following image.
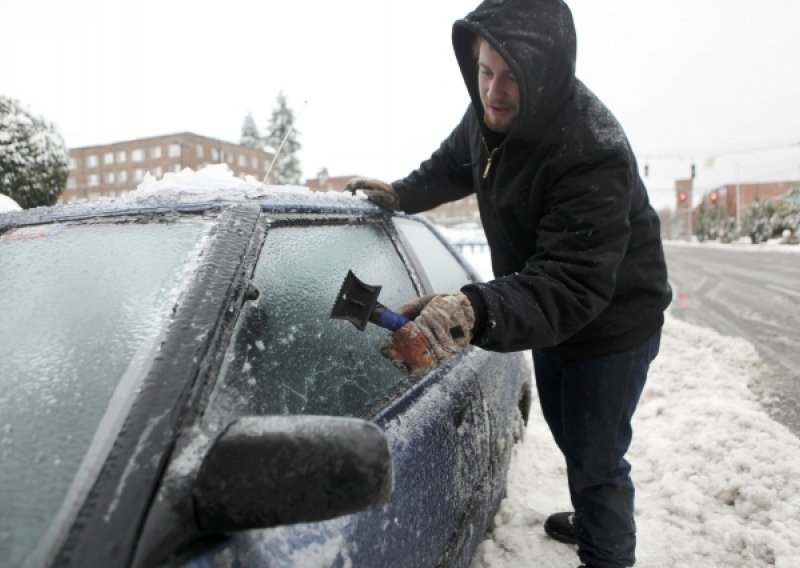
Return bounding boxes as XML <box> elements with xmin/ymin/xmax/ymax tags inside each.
<box><xmin>700</xmin><ymin>180</ymin><xmax>800</xmax><ymax>220</ymax></box>
<box><xmin>63</xmin><ymin>132</ymin><xmax>274</xmax><ymax>203</ymax></box>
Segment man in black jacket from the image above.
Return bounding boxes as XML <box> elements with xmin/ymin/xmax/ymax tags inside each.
<box><xmin>346</xmin><ymin>1</ymin><xmax>671</xmax><ymax>566</ymax></box>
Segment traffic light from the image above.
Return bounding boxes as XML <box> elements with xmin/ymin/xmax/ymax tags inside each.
<box><xmin>710</xmin><ymin>192</ymin><xmax>718</xmax><ymax>204</ymax></box>
<box><xmin>679</xmin><ymin>191</ymin><xmax>688</xmax><ymax>203</ymax></box>
<box><xmin>690</xmin><ymin>163</ymin><xmax>696</xmax><ymax>179</ymax></box>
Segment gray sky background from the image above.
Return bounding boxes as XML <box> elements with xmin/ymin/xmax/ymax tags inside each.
<box><xmin>5</xmin><ymin>0</ymin><xmax>800</xmax><ymax>211</ymax></box>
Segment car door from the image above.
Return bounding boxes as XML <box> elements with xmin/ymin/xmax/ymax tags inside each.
<box><xmin>184</xmin><ymin>214</ymin><xmax>491</xmax><ymax>567</ymax></box>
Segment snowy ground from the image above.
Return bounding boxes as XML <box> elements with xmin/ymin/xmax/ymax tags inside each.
<box><xmin>452</xmin><ymin>244</ymin><xmax>800</xmax><ymax>567</ymax></box>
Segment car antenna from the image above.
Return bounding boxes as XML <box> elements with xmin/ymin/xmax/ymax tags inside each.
<box><xmin>261</xmin><ymin>98</ymin><xmax>309</xmax><ymax>187</ymax></box>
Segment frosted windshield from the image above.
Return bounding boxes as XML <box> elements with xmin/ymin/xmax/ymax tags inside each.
<box><xmin>204</xmin><ymin>223</ymin><xmax>418</xmax><ymax>428</ymax></box>
<box><xmin>0</xmin><ymin>220</ymin><xmax>209</xmax><ymax>566</ymax></box>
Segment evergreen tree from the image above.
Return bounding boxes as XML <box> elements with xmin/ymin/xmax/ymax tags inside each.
<box><xmin>264</xmin><ymin>92</ymin><xmax>302</xmax><ymax>185</ymax></box>
<box><xmin>240</xmin><ymin>112</ymin><xmax>262</xmax><ymax>149</ymax></box>
<box><xmin>744</xmin><ymin>198</ymin><xmax>775</xmax><ymax>244</ymax></box>
<box><xmin>0</xmin><ymin>95</ymin><xmax>68</xmax><ymax>208</ymax></box>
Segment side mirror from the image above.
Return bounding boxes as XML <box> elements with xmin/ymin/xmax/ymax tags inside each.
<box><xmin>193</xmin><ymin>415</ymin><xmax>393</xmax><ymax>533</ymax></box>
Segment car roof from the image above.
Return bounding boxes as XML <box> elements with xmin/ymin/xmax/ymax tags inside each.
<box><xmin>0</xmin><ymin>183</ymin><xmax>384</xmax><ymax>230</ymax></box>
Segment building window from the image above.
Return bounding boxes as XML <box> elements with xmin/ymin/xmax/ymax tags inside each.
<box><xmin>118</xmin><ymin>170</ymin><xmax>128</xmax><ymax>183</ymax></box>
<box><xmin>168</xmin><ymin>143</ymin><xmax>181</xmax><ymax>158</ymax></box>
<box><xmin>173</xmin><ymin>164</ymin><xmax>181</xmax><ymax>173</ymax></box>
<box><xmin>153</xmin><ymin>166</ymin><xmax>163</xmax><ymax>178</ymax></box>
<box><xmin>88</xmin><ymin>174</ymin><xmax>100</xmax><ymax>187</ymax></box>
<box><xmin>211</xmin><ymin>148</ymin><xmax>220</xmax><ymax>162</ymax></box>
<box><xmin>104</xmin><ymin>152</ymin><xmax>114</xmax><ymax>165</ymax></box>
<box><xmin>67</xmin><ymin>178</ymin><xmax>77</xmax><ymax>189</ymax></box>
<box><xmin>106</xmin><ymin>172</ymin><xmax>115</xmax><ymax>184</ymax></box>
<box><xmin>151</xmin><ymin>146</ymin><xmax>162</xmax><ymax>159</ymax></box>
<box><xmin>132</xmin><ymin>149</ymin><xmax>144</xmax><ymax>162</ymax></box>
<box><xmin>68</xmin><ymin>157</ymin><xmax>77</xmax><ymax>170</ymax></box>
<box><xmin>238</xmin><ymin>155</ymin><xmax>246</xmax><ymax>167</ymax></box>
<box><xmin>251</xmin><ymin>157</ymin><xmax>258</xmax><ymax>169</ymax></box>
<box><xmin>86</xmin><ymin>155</ymin><xmax>99</xmax><ymax>168</ymax></box>
<box><xmin>134</xmin><ymin>168</ymin><xmax>144</xmax><ymax>182</ymax></box>
<box><xmin>116</xmin><ymin>151</ymin><xmax>127</xmax><ymax>163</ymax></box>
<box><xmin>196</xmin><ymin>145</ymin><xmax>204</xmax><ymax>158</ymax></box>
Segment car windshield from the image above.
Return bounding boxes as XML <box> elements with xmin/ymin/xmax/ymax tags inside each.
<box><xmin>0</xmin><ymin>220</ymin><xmax>210</xmax><ymax>566</ymax></box>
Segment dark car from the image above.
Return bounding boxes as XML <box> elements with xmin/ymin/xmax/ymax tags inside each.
<box><xmin>0</xmin><ymin>182</ymin><xmax>531</xmax><ymax>568</ymax></box>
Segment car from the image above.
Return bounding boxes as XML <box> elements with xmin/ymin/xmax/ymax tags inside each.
<box><xmin>0</xmin><ymin>171</ymin><xmax>531</xmax><ymax>568</ymax></box>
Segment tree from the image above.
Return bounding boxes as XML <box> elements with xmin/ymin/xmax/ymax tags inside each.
<box><xmin>0</xmin><ymin>95</ymin><xmax>68</xmax><ymax>208</ymax></box>
<box><xmin>239</xmin><ymin>112</ymin><xmax>262</xmax><ymax>149</ymax></box>
<box><xmin>744</xmin><ymin>198</ymin><xmax>775</xmax><ymax>244</ymax></box>
<box><xmin>264</xmin><ymin>92</ymin><xmax>302</xmax><ymax>185</ymax></box>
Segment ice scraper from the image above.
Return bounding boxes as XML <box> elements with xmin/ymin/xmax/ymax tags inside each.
<box><xmin>330</xmin><ymin>270</ymin><xmax>410</xmax><ymax>331</ymax></box>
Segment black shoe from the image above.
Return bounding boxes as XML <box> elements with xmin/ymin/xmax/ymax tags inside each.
<box><xmin>544</xmin><ymin>511</ymin><xmax>578</xmax><ymax>545</ymax></box>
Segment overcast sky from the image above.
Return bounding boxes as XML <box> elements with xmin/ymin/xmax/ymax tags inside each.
<box><xmin>5</xmin><ymin>0</ymin><xmax>800</xmax><ymax>211</ymax></box>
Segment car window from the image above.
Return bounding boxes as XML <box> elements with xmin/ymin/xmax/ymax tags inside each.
<box><xmin>203</xmin><ymin>222</ymin><xmax>418</xmax><ymax>429</ymax></box>
<box><xmin>0</xmin><ymin>220</ymin><xmax>210</xmax><ymax>567</ymax></box>
<box><xmin>393</xmin><ymin>217</ymin><xmax>475</xmax><ymax>293</ymax></box>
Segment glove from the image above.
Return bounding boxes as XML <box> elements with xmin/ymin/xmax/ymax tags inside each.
<box><xmin>380</xmin><ymin>293</ymin><xmax>475</xmax><ymax>377</ymax></box>
<box><xmin>344</xmin><ymin>177</ymin><xmax>400</xmax><ymax>211</ymax></box>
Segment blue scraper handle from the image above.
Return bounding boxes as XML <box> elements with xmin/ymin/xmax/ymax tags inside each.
<box><xmin>373</xmin><ymin>305</ymin><xmax>411</xmax><ymax>332</ymax></box>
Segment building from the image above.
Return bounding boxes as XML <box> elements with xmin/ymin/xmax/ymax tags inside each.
<box><xmin>63</xmin><ymin>132</ymin><xmax>274</xmax><ymax>203</ymax></box>
<box><xmin>700</xmin><ymin>180</ymin><xmax>800</xmax><ymax>222</ymax></box>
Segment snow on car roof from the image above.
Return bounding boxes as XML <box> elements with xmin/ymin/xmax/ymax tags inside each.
<box><xmin>0</xmin><ymin>165</ymin><xmax>380</xmax><ymax>228</ymax></box>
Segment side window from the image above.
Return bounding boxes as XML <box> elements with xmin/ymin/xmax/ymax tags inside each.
<box><xmin>203</xmin><ymin>223</ymin><xmax>417</xmax><ymax>430</ymax></box>
<box><xmin>394</xmin><ymin>217</ymin><xmax>475</xmax><ymax>293</ymax></box>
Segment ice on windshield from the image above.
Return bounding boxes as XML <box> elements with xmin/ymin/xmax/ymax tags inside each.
<box><xmin>0</xmin><ymin>220</ymin><xmax>209</xmax><ymax>566</ymax></box>
<box><xmin>203</xmin><ymin>223</ymin><xmax>418</xmax><ymax>430</ymax></box>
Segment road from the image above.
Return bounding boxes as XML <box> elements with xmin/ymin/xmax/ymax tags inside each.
<box><xmin>664</xmin><ymin>242</ymin><xmax>800</xmax><ymax>436</ymax></box>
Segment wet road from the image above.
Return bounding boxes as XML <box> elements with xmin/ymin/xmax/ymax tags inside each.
<box><xmin>664</xmin><ymin>242</ymin><xmax>800</xmax><ymax>436</ymax></box>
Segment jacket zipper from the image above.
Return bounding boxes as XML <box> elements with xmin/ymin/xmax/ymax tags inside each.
<box><xmin>482</xmin><ymin>138</ymin><xmax>499</xmax><ymax>179</ymax></box>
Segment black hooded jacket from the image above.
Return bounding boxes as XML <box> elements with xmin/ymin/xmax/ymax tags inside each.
<box><xmin>392</xmin><ymin>0</ymin><xmax>672</xmax><ymax>359</ymax></box>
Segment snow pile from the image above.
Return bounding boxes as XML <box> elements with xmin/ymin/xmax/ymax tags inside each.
<box><xmin>0</xmin><ymin>194</ymin><xmax>21</xmax><ymax>213</ymax></box>
<box><xmin>128</xmin><ymin>163</ymin><xmax>373</xmax><ymax>210</ymax></box>
<box><xmin>134</xmin><ymin>163</ymin><xmax>306</xmax><ymax>199</ymax></box>
<box><xmin>469</xmin><ymin>318</ymin><xmax>800</xmax><ymax>568</ymax></box>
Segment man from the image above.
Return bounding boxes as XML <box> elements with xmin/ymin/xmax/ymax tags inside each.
<box><xmin>345</xmin><ymin>1</ymin><xmax>671</xmax><ymax>567</ymax></box>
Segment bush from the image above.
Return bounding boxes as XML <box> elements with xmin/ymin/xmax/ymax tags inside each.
<box><xmin>0</xmin><ymin>95</ymin><xmax>68</xmax><ymax>208</ymax></box>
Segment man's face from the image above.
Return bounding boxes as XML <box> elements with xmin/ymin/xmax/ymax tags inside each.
<box><xmin>477</xmin><ymin>39</ymin><xmax>520</xmax><ymax>134</ymax></box>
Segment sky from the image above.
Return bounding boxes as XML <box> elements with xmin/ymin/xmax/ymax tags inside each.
<box><xmin>454</xmin><ymin>244</ymin><xmax>800</xmax><ymax>567</ymax></box>
<box><xmin>4</xmin><ymin>0</ymin><xmax>800</xmax><ymax>212</ymax></box>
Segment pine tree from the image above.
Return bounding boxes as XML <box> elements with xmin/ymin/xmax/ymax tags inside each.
<box><xmin>240</xmin><ymin>112</ymin><xmax>262</xmax><ymax>149</ymax></box>
<box><xmin>264</xmin><ymin>92</ymin><xmax>302</xmax><ymax>185</ymax></box>
<box><xmin>0</xmin><ymin>95</ymin><xmax>68</xmax><ymax>208</ymax></box>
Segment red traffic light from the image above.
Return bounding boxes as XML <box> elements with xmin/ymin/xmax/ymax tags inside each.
<box><xmin>678</xmin><ymin>191</ymin><xmax>688</xmax><ymax>203</ymax></box>
<box><xmin>710</xmin><ymin>192</ymin><xmax>718</xmax><ymax>203</ymax></box>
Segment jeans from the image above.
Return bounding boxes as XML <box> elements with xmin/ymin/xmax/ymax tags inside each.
<box><xmin>533</xmin><ymin>331</ymin><xmax>661</xmax><ymax>568</ymax></box>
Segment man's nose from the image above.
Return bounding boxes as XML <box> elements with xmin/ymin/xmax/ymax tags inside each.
<box><xmin>487</xmin><ymin>79</ymin><xmax>504</xmax><ymax>101</ymax></box>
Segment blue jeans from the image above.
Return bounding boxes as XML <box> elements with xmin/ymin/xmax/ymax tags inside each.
<box><xmin>533</xmin><ymin>331</ymin><xmax>661</xmax><ymax>568</ymax></box>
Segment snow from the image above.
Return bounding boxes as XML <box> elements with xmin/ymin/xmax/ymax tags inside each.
<box><xmin>0</xmin><ymin>194</ymin><xmax>21</xmax><ymax>212</ymax></box>
<box><xmin>456</xmin><ymin>248</ymin><xmax>800</xmax><ymax>567</ymax></box>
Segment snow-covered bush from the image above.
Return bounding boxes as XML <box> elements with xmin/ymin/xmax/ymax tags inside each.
<box><xmin>771</xmin><ymin>188</ymin><xmax>800</xmax><ymax>236</ymax></box>
<box><xmin>0</xmin><ymin>95</ymin><xmax>68</xmax><ymax>208</ymax></box>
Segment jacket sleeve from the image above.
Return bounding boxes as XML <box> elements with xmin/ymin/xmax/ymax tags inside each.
<box><xmin>462</xmin><ymin>151</ymin><xmax>633</xmax><ymax>352</ymax></box>
<box><xmin>392</xmin><ymin>107</ymin><xmax>477</xmax><ymax>214</ymax></box>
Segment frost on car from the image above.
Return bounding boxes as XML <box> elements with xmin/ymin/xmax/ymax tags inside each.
<box><xmin>0</xmin><ymin>187</ymin><xmax>531</xmax><ymax>568</ymax></box>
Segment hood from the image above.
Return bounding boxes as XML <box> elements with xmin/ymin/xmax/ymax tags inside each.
<box><xmin>452</xmin><ymin>0</ymin><xmax>577</xmax><ymax>144</ymax></box>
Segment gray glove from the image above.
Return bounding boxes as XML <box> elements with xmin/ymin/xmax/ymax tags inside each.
<box><xmin>344</xmin><ymin>177</ymin><xmax>400</xmax><ymax>211</ymax></box>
